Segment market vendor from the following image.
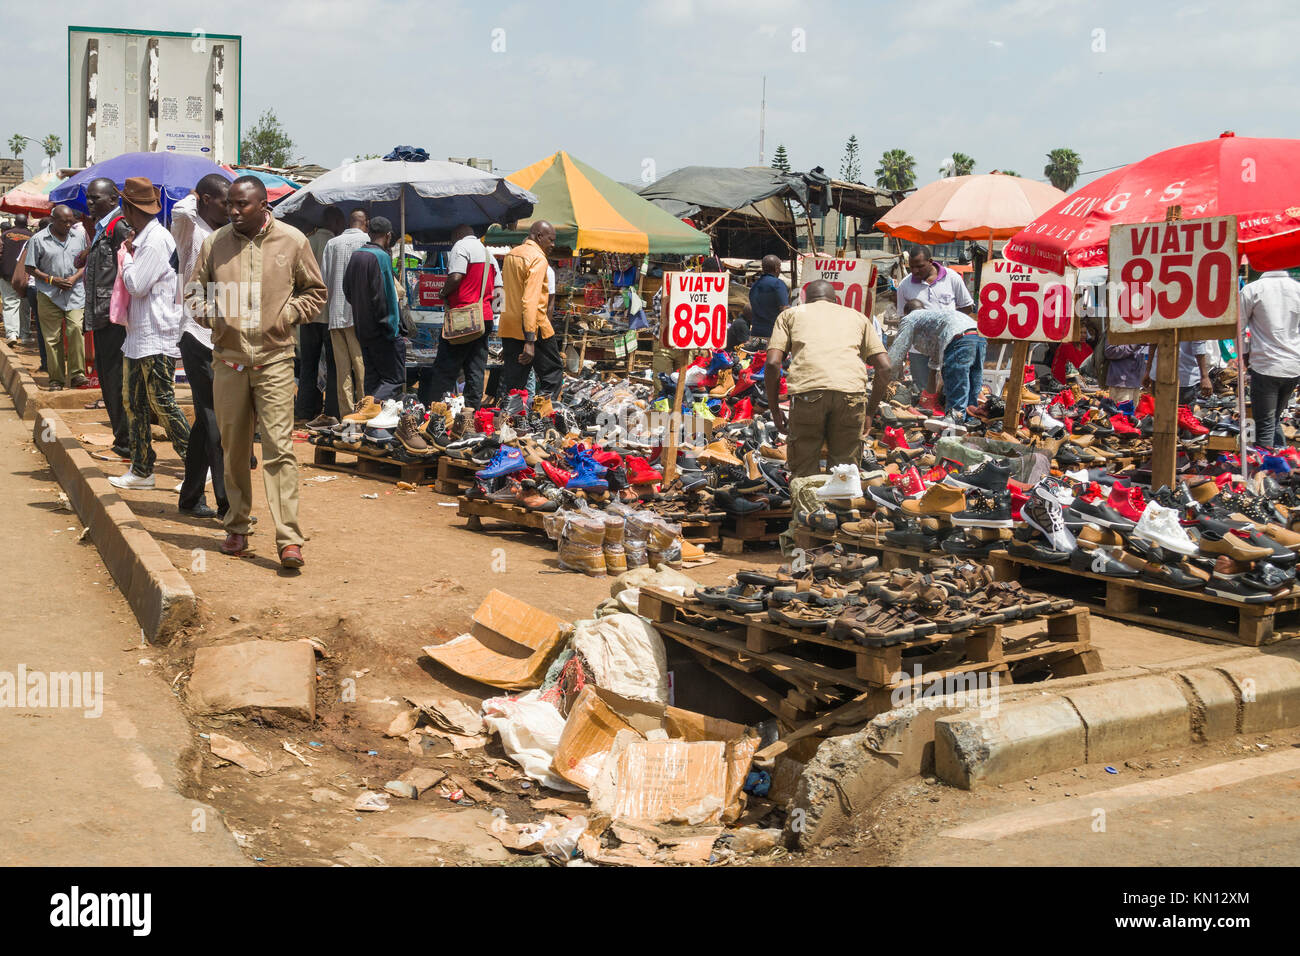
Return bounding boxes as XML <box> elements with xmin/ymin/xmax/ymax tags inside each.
<box><xmin>499</xmin><ymin>221</ymin><xmax>564</xmax><ymax>402</ymax></box>
<box><xmin>878</xmin><ymin>300</ymin><xmax>985</xmax><ymax>424</ymax></box>
<box><xmin>747</xmin><ymin>254</ymin><xmax>788</xmax><ymax>339</ymax></box>
<box><xmin>1144</xmin><ymin>338</ymin><xmax>1213</xmax><ymax>405</ymax></box>
<box><xmin>766</xmin><ymin>280</ymin><xmax>891</xmax><ymax>478</ymax></box>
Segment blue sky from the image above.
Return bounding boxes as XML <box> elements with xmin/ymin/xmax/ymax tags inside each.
<box><xmin>4</xmin><ymin>1</ymin><xmax>1296</xmax><ymax>190</ymax></box>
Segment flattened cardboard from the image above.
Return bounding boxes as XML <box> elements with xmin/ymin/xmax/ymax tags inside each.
<box><xmin>553</xmin><ymin>686</ymin><xmax>759</xmax><ymax>822</ymax></box>
<box><xmin>422</xmin><ymin>589</ymin><xmax>571</xmax><ymax>690</ymax></box>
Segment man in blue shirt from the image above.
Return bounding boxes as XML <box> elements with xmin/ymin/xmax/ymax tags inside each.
<box><xmin>747</xmin><ymin>255</ymin><xmax>789</xmax><ymax>339</ymax></box>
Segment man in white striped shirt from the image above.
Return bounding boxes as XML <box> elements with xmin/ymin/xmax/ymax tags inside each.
<box><xmin>107</xmin><ymin>178</ymin><xmax>191</xmax><ymax>491</ymax></box>
<box><xmin>173</xmin><ymin>173</ymin><xmax>231</xmax><ymax>517</ymax></box>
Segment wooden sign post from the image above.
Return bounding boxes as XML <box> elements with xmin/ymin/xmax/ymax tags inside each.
<box><xmin>658</xmin><ymin>270</ymin><xmax>730</xmax><ymax>485</ymax></box>
<box><xmin>1106</xmin><ymin>212</ymin><xmax>1239</xmax><ymax>491</ymax></box>
<box><xmin>972</xmin><ymin>259</ymin><xmax>1079</xmax><ymax>434</ymax></box>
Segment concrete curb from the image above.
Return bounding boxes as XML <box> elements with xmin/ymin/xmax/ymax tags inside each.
<box><xmin>0</xmin><ymin>343</ymin><xmax>196</xmax><ymax>641</ymax></box>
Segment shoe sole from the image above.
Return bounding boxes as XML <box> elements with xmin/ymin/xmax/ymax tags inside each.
<box><xmin>1204</xmin><ymin>584</ymin><xmax>1272</xmax><ymax>603</ymax></box>
<box><xmin>950</xmin><ymin>515</ymin><xmax>1013</xmax><ymax>528</ymax></box>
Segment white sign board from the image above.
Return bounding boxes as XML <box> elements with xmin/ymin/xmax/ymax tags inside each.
<box><xmin>1106</xmin><ymin>215</ymin><xmax>1238</xmax><ymax>334</ymax></box>
<box><xmin>976</xmin><ymin>259</ymin><xmax>1077</xmax><ymax>343</ymax></box>
<box><xmin>798</xmin><ymin>255</ymin><xmax>878</xmax><ymax>314</ymax></box>
<box><xmin>660</xmin><ymin>272</ymin><xmax>730</xmax><ymax>350</ymax></box>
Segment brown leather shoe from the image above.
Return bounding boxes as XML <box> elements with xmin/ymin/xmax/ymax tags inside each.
<box><xmin>221</xmin><ymin>533</ymin><xmax>249</xmax><ymax>555</ymax></box>
<box><xmin>279</xmin><ymin>544</ymin><xmax>304</xmax><ymax>568</ymax></box>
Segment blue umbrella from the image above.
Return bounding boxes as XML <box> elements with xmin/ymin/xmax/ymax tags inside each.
<box><xmin>50</xmin><ymin>151</ymin><xmax>235</xmax><ymax>218</ymax></box>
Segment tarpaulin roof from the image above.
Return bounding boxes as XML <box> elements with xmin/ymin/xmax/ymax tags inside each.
<box><xmin>638</xmin><ymin>166</ymin><xmax>813</xmax><ymax>220</ymax></box>
<box><xmin>487</xmin><ymin>151</ymin><xmax>711</xmax><ymax>254</ymax></box>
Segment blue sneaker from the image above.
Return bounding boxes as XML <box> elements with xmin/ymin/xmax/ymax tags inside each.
<box><xmin>567</xmin><ymin>454</ymin><xmax>609</xmax><ymax>492</ymax></box>
<box><xmin>565</xmin><ymin>446</ymin><xmax>607</xmax><ymax>475</ymax></box>
<box><xmin>1261</xmin><ymin>453</ymin><xmax>1292</xmax><ymax>474</ymax></box>
<box><xmin>706</xmin><ymin>349</ymin><xmax>734</xmax><ymax>374</ymax></box>
<box><xmin>1115</xmin><ymin>400</ymin><xmax>1135</xmax><ymax>416</ymax></box>
<box><xmin>476</xmin><ymin>445</ymin><xmax>526</xmax><ymax>480</ymax></box>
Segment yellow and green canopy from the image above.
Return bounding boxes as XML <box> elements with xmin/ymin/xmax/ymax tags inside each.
<box><xmin>488</xmin><ymin>151</ymin><xmax>711</xmax><ymax>255</ymax></box>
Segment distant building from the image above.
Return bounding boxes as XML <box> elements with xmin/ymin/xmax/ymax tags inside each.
<box><xmin>0</xmin><ymin>158</ymin><xmax>23</xmax><ymax>191</ymax></box>
<box><xmin>449</xmin><ymin>157</ymin><xmax>493</xmax><ymax>173</ymax></box>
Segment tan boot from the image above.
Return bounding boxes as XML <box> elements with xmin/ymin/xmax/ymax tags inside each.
<box><xmin>451</xmin><ymin>408</ymin><xmax>475</xmax><ymax>440</ymax></box>
<box><xmin>342</xmin><ymin>396</ymin><xmax>380</xmax><ymax>422</ymax></box>
<box><xmin>709</xmin><ymin>368</ymin><xmax>735</xmax><ymax>397</ymax></box>
<box><xmin>533</xmin><ymin>395</ymin><xmax>554</xmax><ymax>418</ymax></box>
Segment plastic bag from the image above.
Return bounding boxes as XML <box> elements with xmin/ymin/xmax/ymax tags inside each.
<box><xmin>481</xmin><ymin>691</ymin><xmax>581</xmax><ymax>791</ymax></box>
<box><xmin>109</xmin><ymin>245</ymin><xmax>130</xmax><ymax>326</ymax></box>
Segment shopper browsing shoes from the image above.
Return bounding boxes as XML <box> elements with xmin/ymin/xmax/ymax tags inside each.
<box><xmin>499</xmin><ymin>221</ymin><xmax>563</xmax><ymax>402</ymax></box>
<box><xmin>80</xmin><ymin>178</ymin><xmax>134</xmax><ymax>459</ymax></box>
<box><xmin>766</xmin><ymin>280</ymin><xmax>891</xmax><ymax>478</ymax></box>
<box><xmin>108</xmin><ymin>179</ymin><xmax>190</xmax><ymax>491</ymax></box>
<box><xmin>879</xmin><ymin>300</ymin><xmax>985</xmax><ymax>424</ymax></box>
<box><xmin>187</xmin><ymin>176</ymin><xmax>327</xmax><ymax>568</ymax></box>
<box><xmin>342</xmin><ymin>216</ymin><xmax>405</xmax><ymax>403</ymax></box>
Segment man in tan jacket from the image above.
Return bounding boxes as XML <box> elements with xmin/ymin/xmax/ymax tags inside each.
<box><xmin>186</xmin><ymin>176</ymin><xmax>327</xmax><ymax>568</ymax></box>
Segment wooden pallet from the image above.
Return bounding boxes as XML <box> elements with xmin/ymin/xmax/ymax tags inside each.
<box><xmin>311</xmin><ymin>442</ymin><xmax>440</xmax><ymax>485</ymax></box>
<box><xmin>639</xmin><ymin>586</ymin><xmax>1098</xmax><ymax>729</ymax></box>
<box><xmin>457</xmin><ymin>496</ymin><xmax>552</xmax><ymax>533</ymax></box>
<box><xmin>988</xmin><ymin>548</ymin><xmax>1300</xmax><ymax>646</ymax></box>
<box><xmin>791</xmin><ymin>526</ymin><xmax>1011</xmax><ymax>570</ymax></box>
<box><xmin>434</xmin><ymin>456</ymin><xmax>481</xmax><ymax>496</ymax></box>
<box><xmin>719</xmin><ymin>507</ymin><xmax>792</xmax><ymax>554</ymax></box>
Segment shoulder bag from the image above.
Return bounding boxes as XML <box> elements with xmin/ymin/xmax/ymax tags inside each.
<box><xmin>442</xmin><ymin>245</ymin><xmax>492</xmax><ymax>344</ymax></box>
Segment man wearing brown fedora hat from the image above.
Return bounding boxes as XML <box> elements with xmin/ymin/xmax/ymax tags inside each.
<box><xmin>108</xmin><ymin>177</ymin><xmax>191</xmax><ymax>491</ymax></box>
<box><xmin>187</xmin><ymin>175</ymin><xmax>327</xmax><ymax>569</ymax></box>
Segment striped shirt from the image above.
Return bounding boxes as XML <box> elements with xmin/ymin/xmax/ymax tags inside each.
<box><xmin>320</xmin><ymin>228</ymin><xmax>371</xmax><ymax>330</ymax></box>
<box><xmin>887</xmin><ymin>309</ymin><xmax>978</xmax><ymax>371</ymax></box>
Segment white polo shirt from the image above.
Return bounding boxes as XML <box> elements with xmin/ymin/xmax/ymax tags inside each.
<box><xmin>895</xmin><ymin>262</ymin><xmax>974</xmax><ymax>315</ymax></box>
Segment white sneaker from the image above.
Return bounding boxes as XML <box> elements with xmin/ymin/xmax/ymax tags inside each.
<box><xmin>368</xmin><ymin>399</ymin><xmax>402</xmax><ymax>430</ymax></box>
<box><xmin>446</xmin><ymin>395</ymin><xmax>465</xmax><ymax>418</ymax></box>
<box><xmin>924</xmin><ymin>414</ymin><xmax>967</xmax><ymax>435</ymax></box>
<box><xmin>1132</xmin><ymin>501</ymin><xmax>1198</xmax><ymax>555</ymax></box>
<box><xmin>816</xmin><ymin>463</ymin><xmax>863</xmax><ymax>501</ymax></box>
<box><xmin>108</xmin><ymin>471</ymin><xmax>156</xmax><ymax>490</ymax></box>
<box><xmin>1035</xmin><ymin>406</ymin><xmax>1067</xmax><ymax>438</ymax></box>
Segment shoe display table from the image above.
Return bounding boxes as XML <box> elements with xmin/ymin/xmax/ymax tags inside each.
<box><xmin>435</xmin><ymin>456</ymin><xmax>482</xmax><ymax>496</ymax></box>
<box><xmin>989</xmin><ymin>548</ymin><xmax>1300</xmax><ymax>646</ymax></box>
<box><xmin>793</xmin><ymin>526</ymin><xmax>964</xmax><ymax>570</ymax></box>
<box><xmin>638</xmin><ymin>585</ymin><xmax>1097</xmax><ymax>759</ymax></box>
<box><xmin>310</xmin><ymin>441</ymin><xmax>441</xmax><ymax>486</ymax></box>
<box><xmin>456</xmin><ymin>495</ymin><xmax>722</xmax><ymax>546</ymax></box>
<box><xmin>719</xmin><ymin>506</ymin><xmax>792</xmax><ymax>554</ymax></box>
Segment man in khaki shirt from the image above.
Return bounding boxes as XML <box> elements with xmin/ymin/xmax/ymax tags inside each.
<box><xmin>765</xmin><ymin>280</ymin><xmax>891</xmax><ymax>478</ymax></box>
<box><xmin>187</xmin><ymin>176</ymin><xmax>327</xmax><ymax>569</ymax></box>
<box><xmin>498</xmin><ymin>221</ymin><xmax>563</xmax><ymax>401</ymax></box>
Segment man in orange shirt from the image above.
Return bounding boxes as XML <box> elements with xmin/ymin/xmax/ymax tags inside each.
<box><xmin>498</xmin><ymin>221</ymin><xmax>563</xmax><ymax>401</ymax></box>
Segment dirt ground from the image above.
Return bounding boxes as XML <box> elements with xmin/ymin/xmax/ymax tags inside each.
<box><xmin>13</xmin><ymin>344</ymin><xmax>1289</xmax><ymax>867</ymax></box>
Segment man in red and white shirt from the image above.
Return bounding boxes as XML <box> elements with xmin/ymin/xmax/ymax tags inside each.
<box><xmin>422</xmin><ymin>224</ymin><xmax>501</xmax><ymax>409</ymax></box>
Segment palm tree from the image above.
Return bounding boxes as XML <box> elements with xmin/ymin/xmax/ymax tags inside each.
<box><xmin>993</xmin><ymin>168</ymin><xmax>1021</xmax><ymax>177</ymax></box>
<box><xmin>8</xmin><ymin>134</ymin><xmax>24</xmax><ymax>159</ymax></box>
<box><xmin>942</xmin><ymin>152</ymin><xmax>976</xmax><ymax>177</ymax></box>
<box><xmin>40</xmin><ymin>134</ymin><xmax>62</xmax><ymax>171</ymax></box>
<box><xmin>875</xmin><ymin>149</ymin><xmax>916</xmax><ymax>191</ymax></box>
<box><xmin>1044</xmin><ymin>148</ymin><xmax>1082</xmax><ymax>191</ymax></box>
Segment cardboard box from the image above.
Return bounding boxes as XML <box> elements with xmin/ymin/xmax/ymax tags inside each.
<box><xmin>422</xmin><ymin>590</ymin><xmax>571</xmax><ymax>691</ymax></box>
<box><xmin>552</xmin><ymin>686</ymin><xmax>759</xmax><ymax>823</ymax></box>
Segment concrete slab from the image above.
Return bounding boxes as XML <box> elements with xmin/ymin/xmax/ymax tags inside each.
<box><xmin>1178</xmin><ymin>668</ymin><xmax>1240</xmax><ymax>740</ymax></box>
<box><xmin>935</xmin><ymin>697</ymin><xmax>1086</xmax><ymax>790</ymax></box>
<box><xmin>1216</xmin><ymin>656</ymin><xmax>1300</xmax><ymax>734</ymax></box>
<box><xmin>1063</xmin><ymin>676</ymin><xmax>1192</xmax><ymax>764</ymax></box>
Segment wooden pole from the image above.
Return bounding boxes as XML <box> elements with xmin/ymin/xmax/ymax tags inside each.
<box><xmin>1149</xmin><ymin>330</ymin><xmax>1180</xmax><ymax>490</ymax></box>
<box><xmin>661</xmin><ymin>354</ymin><xmax>689</xmax><ymax>485</ymax></box>
<box><xmin>1002</xmin><ymin>340</ymin><xmax>1030</xmax><ymax>434</ymax></box>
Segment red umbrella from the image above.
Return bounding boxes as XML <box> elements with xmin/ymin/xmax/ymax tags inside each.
<box><xmin>1004</xmin><ymin>132</ymin><xmax>1300</xmax><ymax>273</ymax></box>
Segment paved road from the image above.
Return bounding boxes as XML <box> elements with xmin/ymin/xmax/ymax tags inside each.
<box><xmin>0</xmin><ymin>390</ymin><xmax>245</xmax><ymax>866</ymax></box>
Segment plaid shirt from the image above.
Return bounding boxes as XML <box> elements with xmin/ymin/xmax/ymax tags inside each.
<box><xmin>887</xmin><ymin>308</ymin><xmax>977</xmax><ymax>371</ymax></box>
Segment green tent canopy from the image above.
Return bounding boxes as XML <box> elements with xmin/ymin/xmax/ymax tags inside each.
<box><xmin>488</xmin><ymin>151</ymin><xmax>711</xmax><ymax>255</ymax></box>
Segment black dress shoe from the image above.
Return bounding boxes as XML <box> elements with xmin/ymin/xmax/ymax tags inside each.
<box><xmin>180</xmin><ymin>503</ymin><xmax>219</xmax><ymax>519</ymax></box>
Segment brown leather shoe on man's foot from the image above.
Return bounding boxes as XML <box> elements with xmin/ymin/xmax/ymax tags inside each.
<box><xmin>279</xmin><ymin>545</ymin><xmax>304</xmax><ymax>568</ymax></box>
<box><xmin>221</xmin><ymin>533</ymin><xmax>249</xmax><ymax>555</ymax></box>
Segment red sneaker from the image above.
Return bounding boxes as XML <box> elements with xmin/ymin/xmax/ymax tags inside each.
<box><xmin>541</xmin><ymin>460</ymin><xmax>573</xmax><ymax>487</ymax></box>
<box><xmin>1177</xmin><ymin>406</ymin><xmax>1209</xmax><ymax>436</ymax></box>
<box><xmin>1134</xmin><ymin>393</ymin><xmax>1155</xmax><ymax>419</ymax></box>
<box><xmin>1282</xmin><ymin>447</ymin><xmax>1300</xmax><ymax>468</ymax></box>
<box><xmin>1078</xmin><ymin>481</ymin><xmax>1105</xmax><ymax>503</ymax></box>
<box><xmin>1009</xmin><ymin>485</ymin><xmax>1030</xmax><ymax>521</ymax></box>
<box><xmin>729</xmin><ymin>367</ymin><xmax>757</xmax><ymax>398</ymax></box>
<box><xmin>625</xmin><ymin>455</ymin><xmax>663</xmax><ymax>484</ymax></box>
<box><xmin>1107</xmin><ymin>482</ymin><xmax>1146</xmax><ymax>522</ymax></box>
<box><xmin>778</xmin><ymin>376</ymin><xmax>788</xmax><ymax>397</ymax></box>
<box><xmin>883</xmin><ymin>426</ymin><xmax>910</xmax><ymax>450</ymax></box>
<box><xmin>730</xmin><ymin>397</ymin><xmax>755</xmax><ymax>422</ymax></box>
<box><xmin>1050</xmin><ymin>389</ymin><xmax>1077</xmax><ymax>410</ymax></box>
<box><xmin>1111</xmin><ymin>414</ymin><xmax>1140</xmax><ymax>436</ymax></box>
<box><xmin>591</xmin><ymin>449</ymin><xmax>623</xmax><ymax>470</ymax></box>
<box><xmin>746</xmin><ymin>350</ymin><xmax>767</xmax><ymax>371</ymax></box>
<box><xmin>889</xmin><ymin>465</ymin><xmax>925</xmax><ymax>496</ymax></box>
<box><xmin>473</xmin><ymin>408</ymin><xmax>496</xmax><ymax>433</ymax></box>
<box><xmin>922</xmin><ymin>465</ymin><xmax>948</xmax><ymax>484</ymax></box>
<box><xmin>918</xmin><ymin>390</ymin><xmax>943</xmax><ymax>415</ymax></box>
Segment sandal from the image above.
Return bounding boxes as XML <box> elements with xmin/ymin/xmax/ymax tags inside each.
<box><xmin>768</xmin><ymin>600</ymin><xmax>834</xmax><ymax>631</ymax></box>
<box><xmin>696</xmin><ymin>584</ymin><xmax>768</xmax><ymax>614</ymax></box>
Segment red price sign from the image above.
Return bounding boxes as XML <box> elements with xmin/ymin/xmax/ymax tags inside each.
<box><xmin>416</xmin><ymin>272</ymin><xmax>446</xmax><ymax>308</ymax></box>
<box><xmin>660</xmin><ymin>272</ymin><xmax>730</xmax><ymax>350</ymax></box>
<box><xmin>799</xmin><ymin>255</ymin><xmax>878</xmax><ymax>314</ymax></box>
<box><xmin>977</xmin><ymin>260</ymin><xmax>1076</xmax><ymax>342</ymax></box>
<box><xmin>1107</xmin><ymin>215</ymin><xmax>1238</xmax><ymax>333</ymax></box>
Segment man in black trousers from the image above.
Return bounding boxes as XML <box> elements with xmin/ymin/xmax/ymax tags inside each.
<box><xmin>80</xmin><ymin>178</ymin><xmax>133</xmax><ymax>459</ymax></box>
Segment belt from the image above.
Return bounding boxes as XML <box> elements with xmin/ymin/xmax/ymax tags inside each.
<box><xmin>220</xmin><ymin>358</ymin><xmax>266</xmax><ymax>371</ymax></box>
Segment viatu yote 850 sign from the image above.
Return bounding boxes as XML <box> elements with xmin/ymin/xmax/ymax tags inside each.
<box><xmin>976</xmin><ymin>260</ymin><xmax>1077</xmax><ymax>342</ymax></box>
<box><xmin>1106</xmin><ymin>215</ymin><xmax>1238</xmax><ymax>333</ymax></box>
<box><xmin>799</xmin><ymin>255</ymin><xmax>878</xmax><ymax>314</ymax></box>
<box><xmin>660</xmin><ymin>272</ymin><xmax>730</xmax><ymax>350</ymax></box>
